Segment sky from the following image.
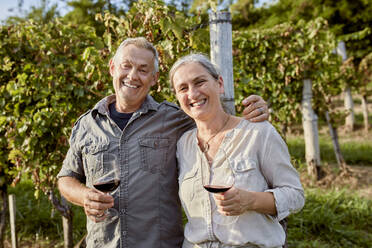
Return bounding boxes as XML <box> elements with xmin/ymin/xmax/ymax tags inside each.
<box><xmin>0</xmin><ymin>0</ymin><xmax>276</xmax><ymax>23</ymax></box>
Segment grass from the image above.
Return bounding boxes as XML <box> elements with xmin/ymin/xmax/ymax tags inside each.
<box><xmin>287</xmin><ymin>133</ymin><xmax>372</xmax><ymax>167</ymax></box>
<box><xmin>4</xmin><ymin>180</ymin><xmax>371</xmax><ymax>247</ymax></box>
<box><xmin>288</xmin><ymin>189</ymin><xmax>372</xmax><ymax>248</ymax></box>
<box><xmin>5</xmin><ymin>181</ymin><xmax>86</xmax><ymax>247</ymax></box>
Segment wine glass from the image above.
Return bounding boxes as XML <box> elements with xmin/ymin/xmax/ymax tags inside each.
<box><xmin>201</xmin><ymin>148</ymin><xmax>238</xmax><ymax>225</ymax></box>
<box><xmin>92</xmin><ymin>156</ymin><xmax>120</xmax><ymax>220</ymax></box>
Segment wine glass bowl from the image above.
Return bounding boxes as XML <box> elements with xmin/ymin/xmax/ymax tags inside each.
<box><xmin>201</xmin><ymin>148</ymin><xmax>238</xmax><ymax>225</ymax></box>
<box><xmin>92</xmin><ymin>160</ymin><xmax>120</xmax><ymax>220</ymax></box>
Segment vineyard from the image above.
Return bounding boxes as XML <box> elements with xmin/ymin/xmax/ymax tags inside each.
<box><xmin>0</xmin><ymin>0</ymin><xmax>371</xmax><ymax>247</ymax></box>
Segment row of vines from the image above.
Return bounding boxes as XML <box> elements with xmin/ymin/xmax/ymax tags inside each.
<box><xmin>0</xmin><ymin>0</ymin><xmax>370</xmax><ymax>246</ymax></box>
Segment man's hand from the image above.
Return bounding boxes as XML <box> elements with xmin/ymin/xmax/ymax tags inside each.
<box><xmin>83</xmin><ymin>188</ymin><xmax>114</xmax><ymax>222</ymax></box>
<box><xmin>241</xmin><ymin>95</ymin><xmax>269</xmax><ymax>122</ymax></box>
<box><xmin>58</xmin><ymin>177</ymin><xmax>114</xmax><ymax>222</ymax></box>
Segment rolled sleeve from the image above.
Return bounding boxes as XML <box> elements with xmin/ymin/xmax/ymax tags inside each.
<box><xmin>262</xmin><ymin>125</ymin><xmax>305</xmax><ymax>221</ymax></box>
<box><xmin>266</xmin><ymin>187</ymin><xmax>305</xmax><ymax>221</ymax></box>
<box><xmin>57</xmin><ymin>124</ymin><xmax>86</xmax><ymax>183</ymax></box>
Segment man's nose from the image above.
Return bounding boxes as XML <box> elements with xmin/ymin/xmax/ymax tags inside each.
<box><xmin>128</xmin><ymin>68</ymin><xmax>139</xmax><ymax>80</ymax></box>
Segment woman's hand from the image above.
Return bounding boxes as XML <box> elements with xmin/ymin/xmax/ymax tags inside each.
<box><xmin>241</xmin><ymin>95</ymin><xmax>269</xmax><ymax>122</ymax></box>
<box><xmin>213</xmin><ymin>187</ymin><xmax>250</xmax><ymax>216</ymax></box>
<box><xmin>214</xmin><ymin>187</ymin><xmax>277</xmax><ymax>216</ymax></box>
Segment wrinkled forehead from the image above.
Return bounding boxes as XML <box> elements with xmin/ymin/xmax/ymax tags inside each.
<box><xmin>115</xmin><ymin>44</ymin><xmax>155</xmax><ymax>66</ymax></box>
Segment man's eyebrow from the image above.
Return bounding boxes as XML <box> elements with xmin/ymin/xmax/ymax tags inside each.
<box><xmin>192</xmin><ymin>75</ymin><xmax>206</xmax><ymax>81</ymax></box>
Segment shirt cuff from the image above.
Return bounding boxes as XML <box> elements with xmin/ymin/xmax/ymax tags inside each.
<box><xmin>265</xmin><ymin>189</ymin><xmax>290</xmax><ymax>221</ymax></box>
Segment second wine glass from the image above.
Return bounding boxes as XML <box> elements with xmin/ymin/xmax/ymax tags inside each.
<box><xmin>202</xmin><ymin>148</ymin><xmax>238</xmax><ymax>225</ymax></box>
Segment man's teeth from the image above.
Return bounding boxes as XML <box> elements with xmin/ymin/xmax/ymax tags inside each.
<box><xmin>191</xmin><ymin>99</ymin><xmax>206</xmax><ymax>107</ymax></box>
<box><xmin>123</xmin><ymin>81</ymin><xmax>139</xmax><ymax>89</ymax></box>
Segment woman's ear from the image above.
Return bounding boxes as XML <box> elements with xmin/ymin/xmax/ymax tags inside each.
<box><xmin>218</xmin><ymin>76</ymin><xmax>225</xmax><ymax>94</ymax></box>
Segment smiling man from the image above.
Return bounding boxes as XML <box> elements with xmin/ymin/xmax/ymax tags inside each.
<box><xmin>57</xmin><ymin>37</ymin><xmax>269</xmax><ymax>248</ymax></box>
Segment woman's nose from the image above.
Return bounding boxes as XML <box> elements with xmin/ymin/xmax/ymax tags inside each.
<box><xmin>188</xmin><ymin>86</ymin><xmax>200</xmax><ymax>99</ymax></box>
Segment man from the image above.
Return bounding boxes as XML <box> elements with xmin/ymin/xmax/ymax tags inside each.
<box><xmin>57</xmin><ymin>37</ymin><xmax>268</xmax><ymax>248</ymax></box>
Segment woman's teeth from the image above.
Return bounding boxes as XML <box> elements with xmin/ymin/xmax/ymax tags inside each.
<box><xmin>191</xmin><ymin>99</ymin><xmax>206</xmax><ymax>107</ymax></box>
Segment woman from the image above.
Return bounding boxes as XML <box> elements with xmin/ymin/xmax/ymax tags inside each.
<box><xmin>170</xmin><ymin>54</ymin><xmax>305</xmax><ymax>248</ymax></box>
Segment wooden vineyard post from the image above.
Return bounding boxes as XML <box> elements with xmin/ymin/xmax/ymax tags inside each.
<box><xmin>8</xmin><ymin>194</ymin><xmax>17</xmax><ymax>248</ymax></box>
<box><xmin>209</xmin><ymin>11</ymin><xmax>235</xmax><ymax>115</ymax></box>
<box><xmin>336</xmin><ymin>41</ymin><xmax>355</xmax><ymax>132</ymax></box>
<box><xmin>302</xmin><ymin>79</ymin><xmax>321</xmax><ymax>180</ymax></box>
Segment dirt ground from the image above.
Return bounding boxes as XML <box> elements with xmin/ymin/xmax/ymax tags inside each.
<box><xmin>300</xmin><ymin>164</ymin><xmax>372</xmax><ymax>199</ymax></box>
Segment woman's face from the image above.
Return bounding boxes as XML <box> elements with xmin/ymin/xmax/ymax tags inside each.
<box><xmin>172</xmin><ymin>62</ymin><xmax>224</xmax><ymax>121</ymax></box>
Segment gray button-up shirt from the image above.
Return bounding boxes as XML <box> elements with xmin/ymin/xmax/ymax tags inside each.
<box><xmin>58</xmin><ymin>95</ymin><xmax>194</xmax><ymax>248</ymax></box>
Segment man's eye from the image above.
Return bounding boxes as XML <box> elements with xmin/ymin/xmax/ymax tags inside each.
<box><xmin>196</xmin><ymin>80</ymin><xmax>205</xmax><ymax>85</ymax></box>
<box><xmin>121</xmin><ymin>64</ymin><xmax>131</xmax><ymax>69</ymax></box>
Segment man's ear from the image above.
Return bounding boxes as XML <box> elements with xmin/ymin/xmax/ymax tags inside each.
<box><xmin>109</xmin><ymin>59</ymin><xmax>115</xmax><ymax>77</ymax></box>
<box><xmin>218</xmin><ymin>76</ymin><xmax>225</xmax><ymax>94</ymax></box>
<box><xmin>151</xmin><ymin>71</ymin><xmax>160</xmax><ymax>87</ymax></box>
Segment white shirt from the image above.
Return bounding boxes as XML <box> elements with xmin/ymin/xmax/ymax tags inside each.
<box><xmin>176</xmin><ymin>120</ymin><xmax>305</xmax><ymax>248</ymax></box>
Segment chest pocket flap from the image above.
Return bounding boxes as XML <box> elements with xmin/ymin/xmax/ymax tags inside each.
<box><xmin>139</xmin><ymin>138</ymin><xmax>169</xmax><ymax>148</ymax></box>
<box><xmin>139</xmin><ymin>137</ymin><xmax>169</xmax><ymax>174</ymax></box>
<box><xmin>82</xmin><ymin>139</ymin><xmax>109</xmax><ymax>155</ymax></box>
<box><xmin>232</xmin><ymin>158</ymin><xmax>256</xmax><ymax>173</ymax></box>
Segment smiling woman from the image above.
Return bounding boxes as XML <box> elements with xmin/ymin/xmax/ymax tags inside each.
<box><xmin>171</xmin><ymin>53</ymin><xmax>305</xmax><ymax>248</ymax></box>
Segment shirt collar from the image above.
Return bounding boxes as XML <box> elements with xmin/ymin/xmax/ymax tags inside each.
<box><xmin>91</xmin><ymin>94</ymin><xmax>159</xmax><ymax>118</ymax></box>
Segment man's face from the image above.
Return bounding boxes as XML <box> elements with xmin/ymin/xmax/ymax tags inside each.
<box><xmin>110</xmin><ymin>44</ymin><xmax>158</xmax><ymax>112</ymax></box>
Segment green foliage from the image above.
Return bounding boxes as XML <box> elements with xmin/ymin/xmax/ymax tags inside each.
<box><xmin>288</xmin><ymin>188</ymin><xmax>372</xmax><ymax>247</ymax></box>
<box><xmin>0</xmin><ymin>19</ymin><xmax>108</xmax><ymax>194</ymax></box>
<box><xmin>94</xmin><ymin>0</ymin><xmax>209</xmax><ymax>102</ymax></box>
<box><xmin>233</xmin><ymin>18</ymin><xmax>351</xmax><ymax>129</ymax></box>
<box><xmin>233</xmin><ymin>0</ymin><xmax>372</xmax><ymax>63</ymax></box>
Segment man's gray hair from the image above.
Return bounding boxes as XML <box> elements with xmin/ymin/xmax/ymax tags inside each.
<box><xmin>112</xmin><ymin>37</ymin><xmax>159</xmax><ymax>74</ymax></box>
<box><xmin>169</xmin><ymin>53</ymin><xmax>220</xmax><ymax>88</ymax></box>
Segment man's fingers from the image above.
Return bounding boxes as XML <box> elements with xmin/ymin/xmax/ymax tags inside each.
<box><xmin>250</xmin><ymin>112</ymin><xmax>269</xmax><ymax>123</ymax></box>
<box><xmin>242</xmin><ymin>95</ymin><xmax>261</xmax><ymax>106</ymax></box>
<box><xmin>87</xmin><ymin>190</ymin><xmax>114</xmax><ymax>203</ymax></box>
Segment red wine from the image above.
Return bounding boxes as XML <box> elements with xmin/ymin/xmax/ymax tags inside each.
<box><xmin>93</xmin><ymin>180</ymin><xmax>120</xmax><ymax>192</ymax></box>
<box><xmin>203</xmin><ymin>185</ymin><xmax>231</xmax><ymax>193</ymax></box>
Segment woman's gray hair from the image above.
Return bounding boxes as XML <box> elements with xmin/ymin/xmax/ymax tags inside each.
<box><xmin>112</xmin><ymin>37</ymin><xmax>159</xmax><ymax>74</ymax></box>
<box><xmin>169</xmin><ymin>53</ymin><xmax>221</xmax><ymax>89</ymax></box>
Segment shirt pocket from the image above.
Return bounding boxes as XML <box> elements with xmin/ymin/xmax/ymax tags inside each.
<box><xmin>139</xmin><ymin>137</ymin><xmax>169</xmax><ymax>174</ymax></box>
<box><xmin>231</xmin><ymin>157</ymin><xmax>258</xmax><ymax>190</ymax></box>
<box><xmin>82</xmin><ymin>138</ymin><xmax>110</xmax><ymax>181</ymax></box>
